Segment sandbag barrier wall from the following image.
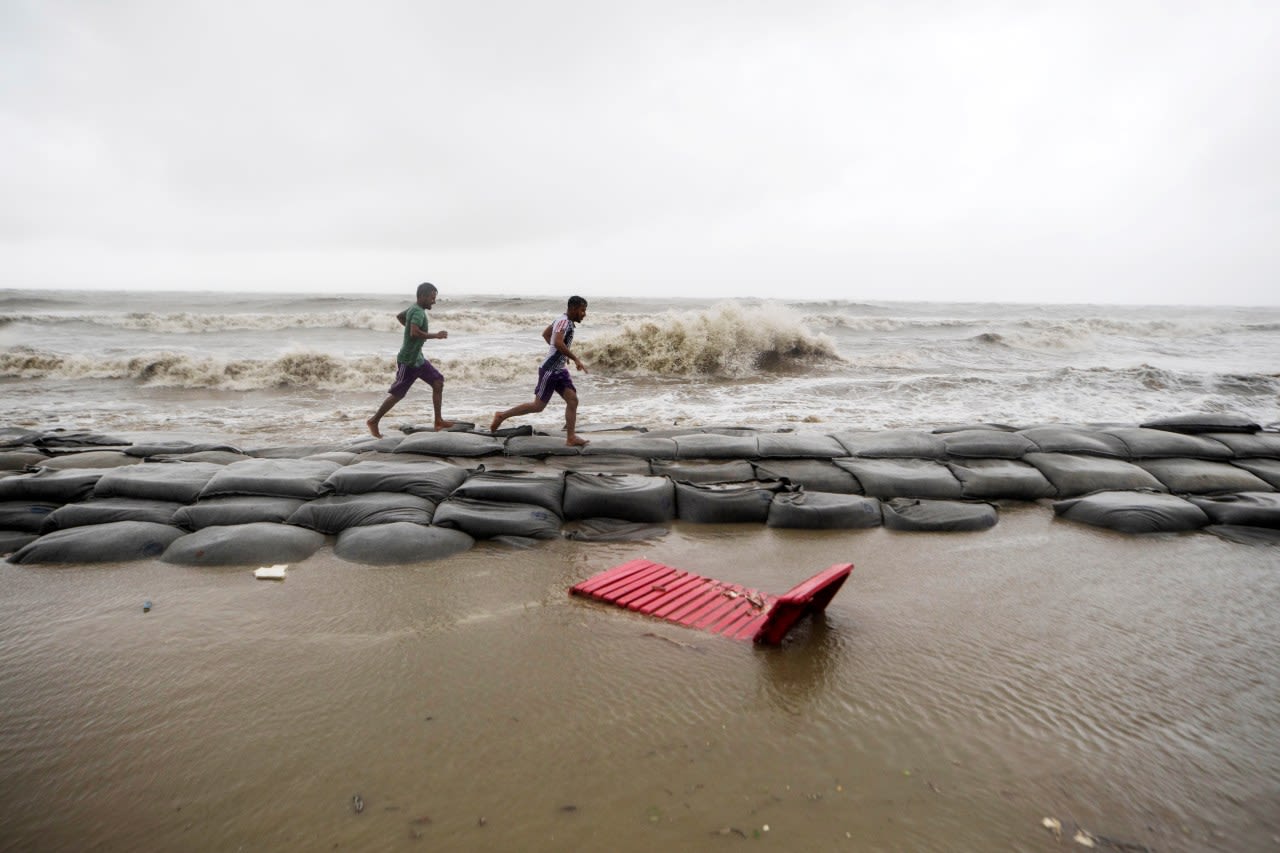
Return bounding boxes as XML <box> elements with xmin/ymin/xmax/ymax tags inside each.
<box><xmin>2</xmin><ymin>414</ymin><xmax>1279</xmax><ymax>564</ymax></box>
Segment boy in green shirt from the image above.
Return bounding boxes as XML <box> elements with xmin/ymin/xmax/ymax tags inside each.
<box><xmin>366</xmin><ymin>282</ymin><xmax>454</xmax><ymax>438</ymax></box>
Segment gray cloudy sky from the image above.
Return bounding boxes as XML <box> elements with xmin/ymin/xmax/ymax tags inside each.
<box><xmin>3</xmin><ymin>1</ymin><xmax>1278</xmax><ymax>304</ymax></box>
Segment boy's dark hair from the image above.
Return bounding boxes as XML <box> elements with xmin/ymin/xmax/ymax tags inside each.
<box><xmin>567</xmin><ymin>295</ymin><xmax>587</xmax><ymax>309</ymax></box>
<box><xmin>417</xmin><ymin>282</ymin><xmax>438</xmax><ymax>298</ymax></box>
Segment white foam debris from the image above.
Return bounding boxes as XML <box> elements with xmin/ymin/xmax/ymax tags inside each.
<box><xmin>253</xmin><ymin>564</ymin><xmax>288</xmax><ymax>580</ymax></box>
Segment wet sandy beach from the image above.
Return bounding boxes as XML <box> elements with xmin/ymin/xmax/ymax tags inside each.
<box><xmin>1</xmin><ymin>505</ymin><xmax>1277</xmax><ymax>852</ymax></box>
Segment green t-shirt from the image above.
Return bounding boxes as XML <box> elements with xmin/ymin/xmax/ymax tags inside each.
<box><xmin>397</xmin><ymin>304</ymin><xmax>428</xmax><ymax>366</ymax></box>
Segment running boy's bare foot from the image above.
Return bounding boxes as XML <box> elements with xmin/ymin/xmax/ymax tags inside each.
<box><xmin>366</xmin><ymin>418</ymin><xmax>383</xmax><ymax>438</ymax></box>
<box><xmin>566</xmin><ymin>435</ymin><xmax>589</xmax><ymax>447</ymax></box>
<box><xmin>489</xmin><ymin>412</ymin><xmax>505</xmax><ymax>433</ymax></box>
<box><xmin>434</xmin><ymin>419</ymin><xmax>455</xmax><ymax>431</ymax></box>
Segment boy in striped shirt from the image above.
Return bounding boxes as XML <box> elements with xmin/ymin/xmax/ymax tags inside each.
<box><xmin>490</xmin><ymin>296</ymin><xmax>589</xmax><ymax>447</ymax></box>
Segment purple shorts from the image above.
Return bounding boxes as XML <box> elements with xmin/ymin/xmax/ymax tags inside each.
<box><xmin>387</xmin><ymin>361</ymin><xmax>444</xmax><ymax>398</ymax></box>
<box><xmin>534</xmin><ymin>367</ymin><xmax>575</xmax><ymax>402</ymax></box>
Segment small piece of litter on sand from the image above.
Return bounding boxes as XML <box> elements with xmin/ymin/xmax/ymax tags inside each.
<box><xmin>1042</xmin><ymin>817</ymin><xmax>1062</xmax><ymax>840</ymax></box>
<box><xmin>254</xmin><ymin>564</ymin><xmax>288</xmax><ymax>580</ymax></box>
<box><xmin>1073</xmin><ymin>829</ymin><xmax>1096</xmax><ymax>847</ymax></box>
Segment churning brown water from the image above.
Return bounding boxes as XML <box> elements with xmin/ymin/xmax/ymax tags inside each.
<box><xmin>1</xmin><ymin>507</ymin><xmax>1277</xmax><ymax>852</ymax></box>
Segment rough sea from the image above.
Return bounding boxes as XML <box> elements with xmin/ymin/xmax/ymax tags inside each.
<box><xmin>2</xmin><ymin>288</ymin><xmax>1277</xmax><ymax>443</ymax></box>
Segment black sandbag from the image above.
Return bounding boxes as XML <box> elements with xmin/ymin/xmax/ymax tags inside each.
<box><xmin>395</xmin><ymin>431</ymin><xmax>503</xmax><ymax>458</ymax></box>
<box><xmin>1017</xmin><ymin>426</ymin><xmax>1128</xmax><ymax>458</ymax></box>
<box><xmin>946</xmin><ymin>459</ymin><xmax>1057</xmax><ymax>500</ymax></box>
<box><xmin>755</xmin><ymin>433</ymin><xmax>847</xmax><ymax>459</ymax></box>
<box><xmin>198</xmin><ymin>459</ymin><xmax>341</xmax><ymax>500</ymax></box>
<box><xmin>1135</xmin><ymin>458</ymin><xmax>1274</xmax><ymax>495</ymax></box>
<box><xmin>752</xmin><ymin>459</ymin><xmax>862</xmax><ymax>494</ymax></box>
<box><xmin>938</xmin><ymin>429</ymin><xmax>1037</xmax><ymax>459</ymax></box>
<box><xmin>1232</xmin><ymin>459</ymin><xmax>1280</xmax><ymax>489</ymax></box>
<box><xmin>562</xmin><ymin>518</ymin><xmax>670</xmax><ymax>541</ymax></box>
<box><xmin>672</xmin><ymin>433</ymin><xmax>760</xmax><ymax>460</ymax></box>
<box><xmin>1100</xmin><ymin>428</ymin><xmax>1233</xmax><ymax>460</ymax></box>
<box><xmin>287</xmin><ymin>492</ymin><xmax>436</xmax><ymax>534</ymax></box>
<box><xmin>1053</xmin><ymin>491</ymin><xmax>1209</xmax><ymax>533</ymax></box>
<box><xmin>832</xmin><ymin>458</ymin><xmax>963</xmax><ymax>499</ymax></box>
<box><xmin>34</xmin><ymin>431</ymin><xmax>130</xmax><ymax>448</ymax></box>
<box><xmin>125</xmin><ymin>442</ymin><xmax>243</xmax><ymax>458</ymax></box>
<box><xmin>323</xmin><ymin>460</ymin><xmax>469</xmax><ymax>502</ymax></box>
<box><xmin>41</xmin><ymin>498</ymin><xmax>185</xmax><ymax>532</ymax></box>
<box><xmin>10</xmin><ymin>521</ymin><xmax>184</xmax><ymax>564</ymax></box>
<box><xmin>32</xmin><ymin>451</ymin><xmax>141</xmax><ymax>470</ymax></box>
<box><xmin>95</xmin><ymin>462</ymin><xmax>224</xmax><ymax>503</ymax></box>
<box><xmin>1189</xmin><ymin>493</ymin><xmax>1280</xmax><ymax>527</ymax></box>
<box><xmin>0</xmin><ymin>468</ymin><xmax>105</xmax><ymax>503</ymax></box>
<box><xmin>544</xmin><ymin>455</ymin><xmax>653</xmax><ymax>475</ymax></box>
<box><xmin>0</xmin><ymin>451</ymin><xmax>50</xmax><ymax>471</ymax></box>
<box><xmin>172</xmin><ymin>496</ymin><xmax>306</xmax><ymax>530</ymax></box>
<box><xmin>650</xmin><ymin>459</ymin><xmax>756</xmax><ymax>484</ymax></box>
<box><xmin>766</xmin><ymin>492</ymin><xmax>882</xmax><ymax>529</ymax></box>
<box><xmin>833</xmin><ymin>429</ymin><xmax>945</xmax><ymax>459</ymax></box>
<box><xmin>431</xmin><ymin>498</ymin><xmax>562</xmax><ymax>539</ymax></box>
<box><xmin>450</xmin><ymin>470</ymin><xmax>565</xmax><ymax>516</ymax></box>
<box><xmin>1203</xmin><ymin>432</ymin><xmax>1280</xmax><ymax>458</ymax></box>
<box><xmin>161</xmin><ymin>523</ymin><xmax>326</xmax><ymax>566</ymax></box>
<box><xmin>581</xmin><ymin>436</ymin><xmax>678</xmax><ymax>459</ymax></box>
<box><xmin>1203</xmin><ymin>525</ymin><xmax>1280</xmax><ymax>546</ymax></box>
<box><xmin>562</xmin><ymin>472</ymin><xmax>675</xmax><ymax>522</ymax></box>
<box><xmin>1142</xmin><ymin>413</ymin><xmax>1261</xmax><ymax>434</ymax></box>
<box><xmin>1023</xmin><ymin>453</ymin><xmax>1165</xmax><ymax>498</ymax></box>
<box><xmin>0</xmin><ymin>531</ymin><xmax>37</xmax><ymax>555</ymax></box>
<box><xmin>333</xmin><ymin>522</ymin><xmax>475</xmax><ymax>565</ymax></box>
<box><xmin>503</xmin><ymin>436</ymin><xmax>584</xmax><ymax>457</ymax></box>
<box><xmin>882</xmin><ymin>498</ymin><xmax>998</xmax><ymax>532</ymax></box>
<box><xmin>0</xmin><ymin>501</ymin><xmax>62</xmax><ymax>533</ymax></box>
<box><xmin>674</xmin><ymin>480</ymin><xmax>784</xmax><ymax>524</ymax></box>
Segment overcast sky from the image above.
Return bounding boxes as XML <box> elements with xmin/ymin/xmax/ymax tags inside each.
<box><xmin>3</xmin><ymin>1</ymin><xmax>1277</xmax><ymax>305</ymax></box>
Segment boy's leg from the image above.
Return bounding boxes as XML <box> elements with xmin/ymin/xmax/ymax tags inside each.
<box><xmin>490</xmin><ymin>398</ymin><xmax>547</xmax><ymax>433</ymax></box>
<box><xmin>429</xmin><ymin>379</ymin><xmax>454</xmax><ymax>431</ymax></box>
<box><xmin>561</xmin><ymin>388</ymin><xmax>588</xmax><ymax>446</ymax></box>
<box><xmin>367</xmin><ymin>393</ymin><xmax>403</xmax><ymax>438</ymax></box>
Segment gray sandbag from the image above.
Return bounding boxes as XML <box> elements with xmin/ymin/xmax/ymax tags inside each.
<box><xmin>766</xmin><ymin>492</ymin><xmax>882</xmax><ymax>529</ymax></box>
<box><xmin>755</xmin><ymin>433</ymin><xmax>847</xmax><ymax>459</ymax></box>
<box><xmin>833</xmin><ymin>458</ymin><xmax>963</xmax><ymax>499</ymax></box>
<box><xmin>95</xmin><ymin>462</ymin><xmax>224</xmax><ymax>503</ymax></box>
<box><xmin>304</xmin><ymin>451</ymin><xmax>359</xmax><ymax>465</ymax></box>
<box><xmin>544</xmin><ymin>455</ymin><xmax>653</xmax><ymax>475</ymax></box>
<box><xmin>0</xmin><ymin>531</ymin><xmax>37</xmax><ymax>555</ymax></box>
<box><xmin>0</xmin><ymin>451</ymin><xmax>49</xmax><ymax>471</ymax></box>
<box><xmin>1189</xmin><ymin>493</ymin><xmax>1280</xmax><ymax>527</ymax></box>
<box><xmin>198</xmin><ymin>459</ymin><xmax>341</xmax><ymax>500</ymax></box>
<box><xmin>939</xmin><ymin>429</ymin><xmax>1037</xmax><ymax>459</ymax></box>
<box><xmin>1100</xmin><ymin>428</ymin><xmax>1233</xmax><ymax>460</ymax></box>
<box><xmin>0</xmin><ymin>428</ymin><xmax>41</xmax><ymax>448</ymax></box>
<box><xmin>1232</xmin><ymin>459</ymin><xmax>1280</xmax><ymax>489</ymax></box>
<box><xmin>1203</xmin><ymin>432</ymin><xmax>1280</xmax><ymax>458</ymax></box>
<box><xmin>41</xmin><ymin>498</ymin><xmax>185</xmax><ymax>532</ymax></box>
<box><xmin>581</xmin><ymin>436</ymin><xmax>678</xmax><ymax>459</ymax></box>
<box><xmin>882</xmin><ymin>498</ymin><xmax>998</xmax><ymax>532</ymax></box>
<box><xmin>333</xmin><ymin>522</ymin><xmax>475</xmax><ymax>564</ymax></box>
<box><xmin>246</xmin><ymin>444</ymin><xmax>348</xmax><ymax>458</ymax></box>
<box><xmin>1053</xmin><ymin>491</ymin><xmax>1209</xmax><ymax>533</ymax></box>
<box><xmin>1142</xmin><ymin>412</ymin><xmax>1261</xmax><ymax>434</ymax></box>
<box><xmin>946</xmin><ymin>459</ymin><xmax>1057</xmax><ymax>500</ymax></box>
<box><xmin>674</xmin><ymin>480</ymin><xmax>784</xmax><ymax>524</ymax></box>
<box><xmin>650</xmin><ymin>459</ymin><xmax>756</xmax><ymax>484</ymax></box>
<box><xmin>172</xmin><ymin>496</ymin><xmax>306</xmax><ymax>530</ymax></box>
<box><xmin>161</xmin><ymin>523</ymin><xmax>325</xmax><ymax>566</ymax></box>
<box><xmin>287</xmin><ymin>492</ymin><xmax>435</xmax><ymax>534</ymax></box>
<box><xmin>150</xmin><ymin>450</ymin><xmax>253</xmax><ymax>465</ymax></box>
<box><xmin>395</xmin><ymin>431</ymin><xmax>502</xmax><ymax>458</ymax></box>
<box><xmin>0</xmin><ymin>468</ymin><xmax>104</xmax><ymax>503</ymax></box>
<box><xmin>752</xmin><ymin>459</ymin><xmax>862</xmax><ymax>493</ymax></box>
<box><xmin>431</xmin><ymin>498</ymin><xmax>561</xmax><ymax>539</ymax></box>
<box><xmin>1135</xmin><ymin>458</ymin><xmax>1274</xmax><ymax>495</ymax></box>
<box><xmin>503</xmin><ymin>436</ymin><xmax>584</xmax><ymax>457</ymax></box>
<box><xmin>1017</xmin><ymin>426</ymin><xmax>1128</xmax><ymax>458</ymax></box>
<box><xmin>563</xmin><ymin>518</ymin><xmax>670</xmax><ymax>541</ymax></box>
<box><xmin>30</xmin><ymin>451</ymin><xmax>140</xmax><ymax>470</ymax></box>
<box><xmin>672</xmin><ymin>433</ymin><xmax>760</xmax><ymax>459</ymax></box>
<box><xmin>450</xmin><ymin>470</ymin><xmax>565</xmax><ymax>516</ymax></box>
<box><xmin>125</xmin><ymin>442</ymin><xmax>243</xmax><ymax>458</ymax></box>
<box><xmin>0</xmin><ymin>501</ymin><xmax>62</xmax><ymax>533</ymax></box>
<box><xmin>322</xmin><ymin>460</ymin><xmax>468</xmax><ymax>502</ymax></box>
<box><xmin>9</xmin><ymin>521</ymin><xmax>184</xmax><ymax>564</ymax></box>
<box><xmin>833</xmin><ymin>429</ymin><xmax>945</xmax><ymax>459</ymax></box>
<box><xmin>1024</xmin><ymin>453</ymin><xmax>1166</xmax><ymax>498</ymax></box>
<box><xmin>1203</xmin><ymin>525</ymin><xmax>1280</xmax><ymax>546</ymax></box>
<box><xmin>345</xmin><ymin>435</ymin><xmax>406</xmax><ymax>454</ymax></box>
<box><xmin>562</xmin><ymin>472</ymin><xmax>675</xmax><ymax>522</ymax></box>
<box><xmin>34</xmin><ymin>431</ymin><xmax>130</xmax><ymax>448</ymax></box>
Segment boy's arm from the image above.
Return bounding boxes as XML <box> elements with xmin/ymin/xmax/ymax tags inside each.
<box><xmin>552</xmin><ymin>323</ymin><xmax>587</xmax><ymax>373</ymax></box>
<box><xmin>541</xmin><ymin>323</ymin><xmax>553</xmax><ymax>344</ymax></box>
<box><xmin>396</xmin><ymin>309</ymin><xmax>407</xmax><ymax>327</ymax></box>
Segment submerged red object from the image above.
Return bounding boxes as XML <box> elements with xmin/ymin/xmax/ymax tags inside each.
<box><xmin>569</xmin><ymin>559</ymin><xmax>853</xmax><ymax>645</ymax></box>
